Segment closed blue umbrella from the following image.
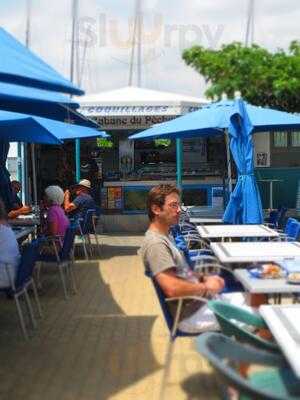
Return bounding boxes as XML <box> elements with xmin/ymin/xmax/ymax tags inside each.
<box><xmin>223</xmin><ymin>99</ymin><xmax>263</xmax><ymax>223</ymax></box>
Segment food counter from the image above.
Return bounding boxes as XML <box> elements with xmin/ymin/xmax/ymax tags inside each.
<box><xmin>101</xmin><ymin>179</ymin><xmax>224</xmax><ymax>214</ymax></box>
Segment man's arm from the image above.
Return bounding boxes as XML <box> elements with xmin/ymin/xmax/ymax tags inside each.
<box><xmin>64</xmin><ymin>190</ymin><xmax>77</xmax><ymax>213</ymax></box>
<box><xmin>155</xmin><ymin>269</ymin><xmax>224</xmax><ymax>298</ymax></box>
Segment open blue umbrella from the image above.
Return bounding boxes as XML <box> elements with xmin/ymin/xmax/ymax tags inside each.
<box><xmin>129</xmin><ymin>99</ymin><xmax>300</xmax><ymax>224</ymax></box>
<box><xmin>0</xmin><ymin>28</ymin><xmax>83</xmax><ymax>95</ymax></box>
<box><xmin>129</xmin><ymin>100</ymin><xmax>300</xmax><ymax>140</ymax></box>
<box><xmin>0</xmin><ymin>110</ymin><xmax>108</xmax><ymax>144</ymax></box>
<box><xmin>0</xmin><ymin>82</ymin><xmax>98</xmax><ymax>128</ymax></box>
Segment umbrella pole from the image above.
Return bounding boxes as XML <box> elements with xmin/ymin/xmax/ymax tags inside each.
<box><xmin>225</xmin><ymin>130</ymin><xmax>232</xmax><ymax>194</ymax></box>
<box><xmin>176</xmin><ymin>138</ymin><xmax>183</xmax><ymax>190</ymax></box>
<box><xmin>31</xmin><ymin>144</ymin><xmax>38</xmax><ymax>206</ymax></box>
<box><xmin>75</xmin><ymin>138</ymin><xmax>81</xmax><ymax>182</ymax></box>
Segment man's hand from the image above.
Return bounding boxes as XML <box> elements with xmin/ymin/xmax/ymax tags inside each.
<box><xmin>204</xmin><ymin>275</ymin><xmax>225</xmax><ymax>296</ymax></box>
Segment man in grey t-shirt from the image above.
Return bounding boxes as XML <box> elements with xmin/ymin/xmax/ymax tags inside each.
<box><xmin>140</xmin><ymin>184</ymin><xmax>224</xmax><ymax>333</ymax></box>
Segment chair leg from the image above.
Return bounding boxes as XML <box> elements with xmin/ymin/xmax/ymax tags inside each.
<box><xmin>23</xmin><ymin>289</ymin><xmax>37</xmax><ymax>329</ymax></box>
<box><xmin>58</xmin><ymin>263</ymin><xmax>69</xmax><ymax>300</ymax></box>
<box><xmin>35</xmin><ymin>261</ymin><xmax>43</xmax><ymax>289</ymax></box>
<box><xmin>94</xmin><ymin>233</ymin><xmax>101</xmax><ymax>257</ymax></box>
<box><xmin>29</xmin><ymin>279</ymin><xmax>43</xmax><ymax>318</ymax></box>
<box><xmin>159</xmin><ymin>339</ymin><xmax>175</xmax><ymax>400</ymax></box>
<box><xmin>14</xmin><ymin>295</ymin><xmax>29</xmax><ymax>340</ymax></box>
<box><xmin>86</xmin><ymin>234</ymin><xmax>93</xmax><ymax>258</ymax></box>
<box><xmin>81</xmin><ymin>236</ymin><xmax>89</xmax><ymax>260</ymax></box>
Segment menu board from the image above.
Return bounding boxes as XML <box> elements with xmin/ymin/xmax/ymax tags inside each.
<box><xmin>101</xmin><ymin>188</ymin><xmax>108</xmax><ymax>209</ymax></box>
<box><xmin>107</xmin><ymin>187</ymin><xmax>123</xmax><ymax>209</ymax></box>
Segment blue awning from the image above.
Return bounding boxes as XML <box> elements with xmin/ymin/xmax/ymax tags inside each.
<box><xmin>0</xmin><ymin>28</ymin><xmax>84</xmax><ymax>95</ymax></box>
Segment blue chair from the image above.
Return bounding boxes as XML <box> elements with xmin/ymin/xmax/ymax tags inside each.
<box><xmin>75</xmin><ymin>208</ymin><xmax>100</xmax><ymax>259</ymax></box>
<box><xmin>277</xmin><ymin>218</ymin><xmax>300</xmax><ymax>241</ymax></box>
<box><xmin>37</xmin><ymin>224</ymin><xmax>77</xmax><ymax>299</ymax></box>
<box><xmin>0</xmin><ymin>239</ymin><xmax>42</xmax><ymax>339</ymax></box>
<box><xmin>146</xmin><ymin>270</ymin><xmax>207</xmax><ymax>400</ymax></box>
<box><xmin>265</xmin><ymin>206</ymin><xmax>288</xmax><ymax>229</ymax></box>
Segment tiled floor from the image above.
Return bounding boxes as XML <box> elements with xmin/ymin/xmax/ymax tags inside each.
<box><xmin>0</xmin><ymin>234</ymin><xmax>219</xmax><ymax>400</ymax></box>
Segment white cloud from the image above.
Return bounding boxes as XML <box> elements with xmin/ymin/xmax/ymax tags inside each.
<box><xmin>0</xmin><ymin>0</ymin><xmax>299</xmax><ymax>98</ymax></box>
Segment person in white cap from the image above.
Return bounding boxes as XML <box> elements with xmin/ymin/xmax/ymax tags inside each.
<box><xmin>63</xmin><ymin>179</ymin><xmax>96</xmax><ymax>218</ymax></box>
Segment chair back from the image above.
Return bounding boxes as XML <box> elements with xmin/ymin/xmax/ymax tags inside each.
<box><xmin>208</xmin><ymin>300</ymin><xmax>278</xmax><ymax>351</ymax></box>
<box><xmin>285</xmin><ymin>218</ymin><xmax>300</xmax><ymax>239</ymax></box>
<box><xmin>15</xmin><ymin>239</ymin><xmax>41</xmax><ymax>290</ymax></box>
<box><xmin>277</xmin><ymin>206</ymin><xmax>287</xmax><ymax>229</ymax></box>
<box><xmin>196</xmin><ymin>333</ymin><xmax>293</xmax><ymax>400</ymax></box>
<box><xmin>145</xmin><ymin>270</ymin><xmax>175</xmax><ymax>334</ymax></box>
<box><xmin>59</xmin><ymin>224</ymin><xmax>77</xmax><ymax>261</ymax></box>
<box><xmin>81</xmin><ymin>208</ymin><xmax>96</xmax><ymax>235</ymax></box>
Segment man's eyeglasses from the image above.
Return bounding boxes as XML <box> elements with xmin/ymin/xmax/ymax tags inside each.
<box><xmin>167</xmin><ymin>202</ymin><xmax>182</xmax><ymax>210</ymax></box>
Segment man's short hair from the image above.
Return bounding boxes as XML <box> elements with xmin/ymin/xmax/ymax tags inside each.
<box><xmin>147</xmin><ymin>184</ymin><xmax>180</xmax><ymax>221</ymax></box>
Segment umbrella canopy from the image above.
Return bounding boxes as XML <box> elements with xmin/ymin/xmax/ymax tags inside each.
<box><xmin>129</xmin><ymin>100</ymin><xmax>300</xmax><ymax>140</ymax></box>
<box><xmin>0</xmin><ymin>82</ymin><xmax>98</xmax><ymax>128</ymax></box>
<box><xmin>0</xmin><ymin>110</ymin><xmax>108</xmax><ymax>144</ymax></box>
<box><xmin>222</xmin><ymin>100</ymin><xmax>263</xmax><ymax>223</ymax></box>
<box><xmin>0</xmin><ymin>28</ymin><xmax>83</xmax><ymax>95</ymax></box>
<box><xmin>129</xmin><ymin>99</ymin><xmax>300</xmax><ymax>224</ymax></box>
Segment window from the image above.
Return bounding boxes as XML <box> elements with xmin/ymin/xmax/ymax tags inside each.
<box><xmin>273</xmin><ymin>131</ymin><xmax>288</xmax><ymax>147</ymax></box>
<box><xmin>291</xmin><ymin>131</ymin><xmax>300</xmax><ymax>147</ymax></box>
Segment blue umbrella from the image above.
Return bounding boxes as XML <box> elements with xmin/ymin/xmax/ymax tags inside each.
<box><xmin>129</xmin><ymin>100</ymin><xmax>300</xmax><ymax>140</ymax></box>
<box><xmin>0</xmin><ymin>110</ymin><xmax>108</xmax><ymax>144</ymax></box>
<box><xmin>0</xmin><ymin>28</ymin><xmax>83</xmax><ymax>95</ymax></box>
<box><xmin>0</xmin><ymin>82</ymin><xmax>99</xmax><ymax>128</ymax></box>
<box><xmin>129</xmin><ymin>99</ymin><xmax>300</xmax><ymax>224</ymax></box>
<box><xmin>222</xmin><ymin>99</ymin><xmax>263</xmax><ymax>223</ymax></box>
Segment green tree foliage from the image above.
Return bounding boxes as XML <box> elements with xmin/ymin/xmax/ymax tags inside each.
<box><xmin>182</xmin><ymin>41</ymin><xmax>300</xmax><ymax>112</ymax></box>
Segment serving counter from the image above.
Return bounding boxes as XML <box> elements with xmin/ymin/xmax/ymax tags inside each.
<box><xmin>101</xmin><ymin>179</ymin><xmax>224</xmax><ymax>214</ymax></box>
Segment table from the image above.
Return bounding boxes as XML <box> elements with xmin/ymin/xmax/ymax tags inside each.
<box><xmin>189</xmin><ymin>217</ymin><xmax>223</xmax><ymax>225</ymax></box>
<box><xmin>12</xmin><ymin>226</ymin><xmax>35</xmax><ymax>240</ymax></box>
<box><xmin>258</xmin><ymin>179</ymin><xmax>283</xmax><ymax>210</ymax></box>
<box><xmin>234</xmin><ymin>269</ymin><xmax>300</xmax><ymax>294</ymax></box>
<box><xmin>211</xmin><ymin>241</ymin><xmax>300</xmax><ymax>263</ymax></box>
<box><xmin>197</xmin><ymin>224</ymin><xmax>279</xmax><ymax>240</ymax></box>
<box><xmin>9</xmin><ymin>214</ymin><xmax>40</xmax><ymax>226</ymax></box>
<box><xmin>259</xmin><ymin>304</ymin><xmax>300</xmax><ymax>378</ymax></box>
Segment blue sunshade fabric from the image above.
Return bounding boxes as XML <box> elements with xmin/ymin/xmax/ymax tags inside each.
<box><xmin>223</xmin><ymin>100</ymin><xmax>264</xmax><ymax>224</ymax></box>
<box><xmin>0</xmin><ymin>110</ymin><xmax>108</xmax><ymax>144</ymax></box>
<box><xmin>0</xmin><ymin>82</ymin><xmax>99</xmax><ymax>128</ymax></box>
<box><xmin>0</xmin><ymin>28</ymin><xmax>84</xmax><ymax>95</ymax></box>
<box><xmin>129</xmin><ymin>100</ymin><xmax>300</xmax><ymax>140</ymax></box>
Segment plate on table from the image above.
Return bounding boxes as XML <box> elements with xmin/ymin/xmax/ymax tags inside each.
<box><xmin>287</xmin><ymin>272</ymin><xmax>300</xmax><ymax>284</ymax></box>
<box><xmin>249</xmin><ymin>263</ymin><xmax>286</xmax><ymax>279</ymax></box>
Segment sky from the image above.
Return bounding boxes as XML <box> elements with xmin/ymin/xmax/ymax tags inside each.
<box><xmin>0</xmin><ymin>0</ymin><xmax>299</xmax><ymax>100</ymax></box>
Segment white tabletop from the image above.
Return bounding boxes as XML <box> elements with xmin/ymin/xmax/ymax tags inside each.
<box><xmin>189</xmin><ymin>217</ymin><xmax>223</xmax><ymax>225</ymax></box>
<box><xmin>197</xmin><ymin>224</ymin><xmax>279</xmax><ymax>239</ymax></box>
<box><xmin>234</xmin><ymin>269</ymin><xmax>300</xmax><ymax>294</ymax></box>
<box><xmin>260</xmin><ymin>305</ymin><xmax>300</xmax><ymax>378</ymax></box>
<box><xmin>211</xmin><ymin>241</ymin><xmax>300</xmax><ymax>263</ymax></box>
<box><xmin>9</xmin><ymin>214</ymin><xmax>40</xmax><ymax>226</ymax></box>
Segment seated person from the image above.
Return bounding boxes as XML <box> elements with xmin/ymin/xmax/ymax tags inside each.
<box><xmin>140</xmin><ymin>184</ymin><xmax>248</xmax><ymax>334</ymax></box>
<box><xmin>43</xmin><ymin>185</ymin><xmax>70</xmax><ymax>238</ymax></box>
<box><xmin>8</xmin><ymin>180</ymin><xmax>31</xmax><ymax>219</ymax></box>
<box><xmin>63</xmin><ymin>179</ymin><xmax>96</xmax><ymax>219</ymax></box>
<box><xmin>0</xmin><ymin>199</ymin><xmax>21</xmax><ymax>287</ymax></box>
